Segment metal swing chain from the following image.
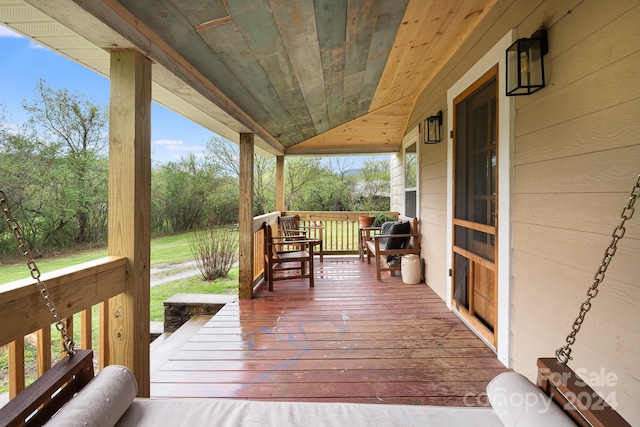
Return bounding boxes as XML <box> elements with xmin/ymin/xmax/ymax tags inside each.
<box><xmin>0</xmin><ymin>190</ymin><xmax>76</xmax><ymax>356</ymax></box>
<box><xmin>556</xmin><ymin>173</ymin><xmax>640</xmax><ymax>365</ymax></box>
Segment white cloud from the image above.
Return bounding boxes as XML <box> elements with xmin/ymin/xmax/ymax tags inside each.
<box><xmin>154</xmin><ymin>139</ymin><xmax>184</xmax><ymax>150</ymax></box>
<box><xmin>0</xmin><ymin>25</ymin><xmax>22</xmax><ymax>38</ymax></box>
<box><xmin>153</xmin><ymin>139</ymin><xmax>203</xmax><ymax>153</ymax></box>
<box><xmin>0</xmin><ymin>24</ymin><xmax>45</xmax><ymax>49</ymax></box>
<box><xmin>3</xmin><ymin>123</ymin><xmax>23</xmax><ymax>135</ymax></box>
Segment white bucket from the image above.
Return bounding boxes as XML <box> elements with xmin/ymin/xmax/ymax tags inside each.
<box><xmin>401</xmin><ymin>254</ymin><xmax>421</xmax><ymax>284</ymax></box>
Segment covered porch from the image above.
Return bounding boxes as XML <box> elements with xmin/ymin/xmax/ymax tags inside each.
<box><xmin>1</xmin><ymin>211</ymin><xmax>508</xmax><ymax>407</ymax></box>
<box><xmin>0</xmin><ymin>0</ymin><xmax>638</xmax><ymax>424</ymax></box>
<box><xmin>150</xmin><ymin>256</ymin><xmax>507</xmax><ymax>405</ymax></box>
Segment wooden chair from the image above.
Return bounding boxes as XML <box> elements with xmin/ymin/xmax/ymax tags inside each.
<box><xmin>366</xmin><ymin>215</ymin><xmax>420</xmax><ymax>280</ymax></box>
<box><xmin>263</xmin><ymin>222</ymin><xmax>318</xmax><ymax>291</ymax></box>
<box><xmin>277</xmin><ymin>215</ymin><xmax>324</xmax><ymax>261</ymax></box>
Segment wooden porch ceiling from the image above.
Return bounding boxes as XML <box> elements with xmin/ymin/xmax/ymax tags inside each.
<box><xmin>150</xmin><ymin>257</ymin><xmax>508</xmax><ymax>404</ymax></box>
<box><xmin>1</xmin><ymin>0</ymin><xmax>496</xmax><ymax>156</ymax></box>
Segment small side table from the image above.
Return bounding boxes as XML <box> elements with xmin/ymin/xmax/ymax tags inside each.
<box><xmin>358</xmin><ymin>226</ymin><xmax>381</xmax><ymax>262</ymax></box>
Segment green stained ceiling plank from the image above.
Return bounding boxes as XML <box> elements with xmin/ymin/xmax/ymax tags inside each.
<box><xmin>315</xmin><ymin>0</ymin><xmax>347</xmax><ymax>129</ymax></box>
<box><xmin>120</xmin><ymin>0</ymin><xmax>211</xmax><ymax>56</ymax></box>
<box><xmin>340</xmin><ymin>0</ymin><xmax>380</xmax><ymax>123</ymax></box>
<box><xmin>168</xmin><ymin>0</ymin><xmax>228</xmax><ymax>28</ymax></box>
<box><xmin>199</xmin><ymin>21</ymin><xmax>298</xmax><ymax>139</ymax></box>
<box><xmin>322</xmin><ymin>42</ymin><xmax>346</xmax><ymax>129</ymax></box>
<box><xmin>270</xmin><ymin>0</ymin><xmax>330</xmax><ymax>135</ymax></box>
<box><xmin>119</xmin><ymin>0</ymin><xmax>267</xmax><ymax>124</ymax></box>
<box><xmin>259</xmin><ymin>51</ymin><xmax>315</xmax><ymax>141</ymax></box>
<box><xmin>315</xmin><ymin>0</ymin><xmax>348</xmax><ymax>49</ymax></box>
<box><xmin>344</xmin><ymin>0</ymin><xmax>380</xmax><ymax>76</ymax></box>
<box><xmin>343</xmin><ymin>70</ymin><xmax>366</xmax><ymax>122</ymax></box>
<box><xmin>226</xmin><ymin>0</ymin><xmax>312</xmax><ymax>144</ymax></box>
<box><xmin>260</xmin><ymin>118</ymin><xmax>296</xmax><ymax>146</ymax></box>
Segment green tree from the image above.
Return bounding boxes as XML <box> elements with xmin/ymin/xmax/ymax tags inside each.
<box><xmin>284</xmin><ymin>157</ymin><xmax>326</xmax><ymax>211</ymax></box>
<box><xmin>22</xmin><ymin>79</ymin><xmax>108</xmax><ymax>245</ymax></box>
<box><xmin>204</xmin><ymin>137</ymin><xmax>275</xmax><ymax>215</ymax></box>
<box><xmin>152</xmin><ymin>154</ymin><xmax>222</xmax><ymax>233</ymax></box>
<box><xmin>353</xmin><ymin>158</ymin><xmax>390</xmax><ymax>212</ymax></box>
<box><xmin>0</xmin><ymin>132</ymin><xmax>44</xmax><ymax>256</ymax></box>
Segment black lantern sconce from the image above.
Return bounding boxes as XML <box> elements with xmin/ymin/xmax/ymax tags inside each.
<box><xmin>506</xmin><ymin>28</ymin><xmax>548</xmax><ymax>96</ymax></box>
<box><xmin>424</xmin><ymin>110</ymin><xmax>442</xmax><ymax>144</ymax></box>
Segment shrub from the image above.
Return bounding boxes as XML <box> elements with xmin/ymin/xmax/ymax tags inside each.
<box><xmin>372</xmin><ymin>213</ymin><xmax>394</xmax><ymax>227</ymax></box>
<box><xmin>188</xmin><ymin>225</ymin><xmax>238</xmax><ymax>280</ymax></box>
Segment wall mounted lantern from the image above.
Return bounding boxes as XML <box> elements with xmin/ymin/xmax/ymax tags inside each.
<box><xmin>424</xmin><ymin>110</ymin><xmax>442</xmax><ymax>144</ymax></box>
<box><xmin>506</xmin><ymin>28</ymin><xmax>548</xmax><ymax>96</ymax></box>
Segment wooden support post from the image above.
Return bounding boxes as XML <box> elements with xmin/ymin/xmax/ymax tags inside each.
<box><xmin>275</xmin><ymin>155</ymin><xmax>285</xmax><ymax>212</ymax></box>
<box><xmin>108</xmin><ymin>50</ymin><xmax>152</xmax><ymax>397</ymax></box>
<box><xmin>238</xmin><ymin>133</ymin><xmax>254</xmax><ymax>300</ymax></box>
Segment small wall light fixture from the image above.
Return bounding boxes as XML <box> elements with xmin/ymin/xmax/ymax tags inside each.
<box><xmin>425</xmin><ymin>110</ymin><xmax>442</xmax><ymax>144</ymax></box>
<box><xmin>506</xmin><ymin>28</ymin><xmax>548</xmax><ymax>96</ymax></box>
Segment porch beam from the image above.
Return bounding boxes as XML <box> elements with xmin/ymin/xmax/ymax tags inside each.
<box><xmin>275</xmin><ymin>155</ymin><xmax>285</xmax><ymax>212</ymax></box>
<box><xmin>107</xmin><ymin>49</ymin><xmax>152</xmax><ymax>397</ymax></box>
<box><xmin>238</xmin><ymin>133</ymin><xmax>255</xmax><ymax>299</ymax></box>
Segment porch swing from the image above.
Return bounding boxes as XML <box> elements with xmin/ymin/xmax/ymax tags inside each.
<box><xmin>1</xmin><ymin>174</ymin><xmax>637</xmax><ymax>426</ymax></box>
<box><xmin>0</xmin><ymin>190</ymin><xmax>96</xmax><ymax>427</ymax></box>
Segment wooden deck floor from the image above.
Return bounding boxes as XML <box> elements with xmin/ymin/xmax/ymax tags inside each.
<box><xmin>150</xmin><ymin>256</ymin><xmax>508</xmax><ymax>406</ymax></box>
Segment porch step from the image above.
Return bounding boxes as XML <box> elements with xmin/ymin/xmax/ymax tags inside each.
<box><xmin>150</xmin><ymin>321</ymin><xmax>164</xmax><ymax>342</ymax></box>
<box><xmin>150</xmin><ymin>315</ymin><xmax>211</xmax><ymax>375</ymax></box>
<box><xmin>163</xmin><ymin>293</ymin><xmax>237</xmax><ymax>333</ymax></box>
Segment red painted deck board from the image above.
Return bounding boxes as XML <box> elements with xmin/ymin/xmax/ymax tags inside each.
<box><xmin>150</xmin><ymin>256</ymin><xmax>508</xmax><ymax>406</ymax></box>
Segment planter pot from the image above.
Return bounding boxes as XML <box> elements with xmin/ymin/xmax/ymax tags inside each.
<box><xmin>358</xmin><ymin>215</ymin><xmax>374</xmax><ymax>228</ymax></box>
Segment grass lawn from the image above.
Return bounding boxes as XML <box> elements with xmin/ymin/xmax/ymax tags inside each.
<box><xmin>0</xmin><ymin>232</ymin><xmax>197</xmax><ymax>284</ymax></box>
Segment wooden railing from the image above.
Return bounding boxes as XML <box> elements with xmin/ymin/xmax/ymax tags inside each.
<box><xmin>252</xmin><ymin>212</ymin><xmax>279</xmax><ymax>288</ymax></box>
<box><xmin>0</xmin><ymin>256</ymin><xmax>127</xmax><ymax>399</ymax></box>
<box><xmin>286</xmin><ymin>211</ymin><xmax>397</xmax><ymax>254</ymax></box>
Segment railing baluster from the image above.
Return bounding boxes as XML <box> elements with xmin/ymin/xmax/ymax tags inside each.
<box><xmin>99</xmin><ymin>300</ymin><xmax>110</xmax><ymax>370</ymax></box>
<box><xmin>9</xmin><ymin>337</ymin><xmax>25</xmax><ymax>399</ymax></box>
<box><xmin>81</xmin><ymin>308</ymin><xmax>92</xmax><ymax>350</ymax></box>
<box><xmin>36</xmin><ymin>327</ymin><xmax>52</xmax><ymax>376</ymax></box>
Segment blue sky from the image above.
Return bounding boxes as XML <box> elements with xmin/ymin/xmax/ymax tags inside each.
<box><xmin>0</xmin><ymin>24</ymin><xmax>226</xmax><ymax>164</ymax></box>
<box><xmin>0</xmin><ymin>24</ymin><xmax>383</xmax><ymax>169</ymax></box>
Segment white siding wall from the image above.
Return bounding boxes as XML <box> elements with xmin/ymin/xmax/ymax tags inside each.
<box><xmin>408</xmin><ymin>0</ymin><xmax>640</xmax><ymax>423</ymax></box>
<box><xmin>390</xmin><ymin>153</ymin><xmax>404</xmax><ymax>212</ymax></box>
<box><xmin>419</xmin><ymin>141</ymin><xmax>449</xmax><ymax>302</ymax></box>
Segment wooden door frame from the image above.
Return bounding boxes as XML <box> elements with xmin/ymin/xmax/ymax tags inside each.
<box><xmin>446</xmin><ymin>30</ymin><xmax>515</xmax><ymax>368</ymax></box>
<box><xmin>452</xmin><ymin>64</ymin><xmax>499</xmax><ymax>348</ymax></box>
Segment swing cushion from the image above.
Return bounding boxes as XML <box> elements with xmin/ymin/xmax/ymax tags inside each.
<box><xmin>487</xmin><ymin>372</ymin><xmax>575</xmax><ymax>426</ymax></box>
<box><xmin>42</xmin><ymin>364</ymin><xmax>575</xmax><ymax>427</ymax></box>
<box><xmin>45</xmin><ymin>365</ymin><xmax>137</xmax><ymax>427</ymax></box>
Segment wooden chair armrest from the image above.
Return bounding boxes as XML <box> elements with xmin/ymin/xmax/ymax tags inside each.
<box><xmin>270</xmin><ymin>239</ymin><xmax>319</xmax><ymax>247</ymax></box>
<box><xmin>272</xmin><ymin>233</ymin><xmax>307</xmax><ymax>240</ymax></box>
<box><xmin>371</xmin><ymin>233</ymin><xmax>413</xmax><ymax>239</ymax></box>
